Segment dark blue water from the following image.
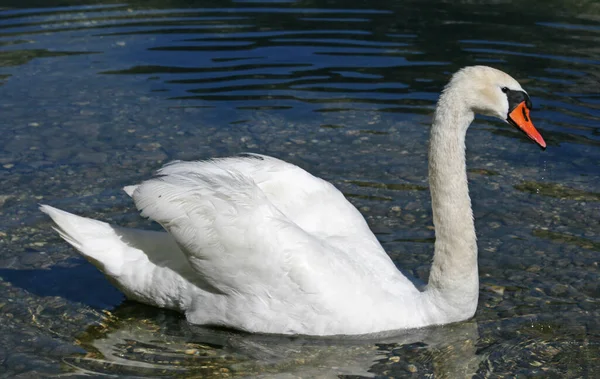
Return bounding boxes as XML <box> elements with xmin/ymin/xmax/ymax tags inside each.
<box><xmin>0</xmin><ymin>0</ymin><xmax>598</xmax><ymax>377</ymax></box>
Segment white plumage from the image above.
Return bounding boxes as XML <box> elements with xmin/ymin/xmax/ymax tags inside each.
<box><xmin>41</xmin><ymin>66</ymin><xmax>544</xmax><ymax>335</ymax></box>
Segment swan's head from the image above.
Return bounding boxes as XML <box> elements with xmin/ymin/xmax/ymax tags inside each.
<box><xmin>448</xmin><ymin>66</ymin><xmax>546</xmax><ymax>149</ymax></box>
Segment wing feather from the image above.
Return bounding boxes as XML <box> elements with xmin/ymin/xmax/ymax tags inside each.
<box><xmin>128</xmin><ymin>155</ymin><xmax>409</xmax><ymax>299</ymax></box>
<box><xmin>130</xmin><ymin>167</ymin><xmax>335</xmax><ymax>298</ymax></box>
<box><xmin>156</xmin><ymin>155</ymin><xmax>376</xmax><ymax>241</ymax></box>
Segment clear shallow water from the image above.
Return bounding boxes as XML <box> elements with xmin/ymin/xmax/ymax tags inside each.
<box><xmin>0</xmin><ymin>0</ymin><xmax>599</xmax><ymax>377</ymax></box>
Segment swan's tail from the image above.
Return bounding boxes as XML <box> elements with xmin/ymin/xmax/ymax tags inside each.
<box><xmin>40</xmin><ymin>204</ymin><xmax>139</xmax><ymax>277</ymax></box>
<box><xmin>40</xmin><ymin>205</ymin><xmax>198</xmax><ymax>311</ymax></box>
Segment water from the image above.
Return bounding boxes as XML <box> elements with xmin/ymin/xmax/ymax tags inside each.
<box><xmin>0</xmin><ymin>0</ymin><xmax>599</xmax><ymax>377</ymax></box>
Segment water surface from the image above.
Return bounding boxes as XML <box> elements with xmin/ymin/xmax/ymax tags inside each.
<box><xmin>0</xmin><ymin>0</ymin><xmax>599</xmax><ymax>377</ymax></box>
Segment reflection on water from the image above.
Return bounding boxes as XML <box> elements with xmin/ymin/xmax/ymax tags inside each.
<box><xmin>59</xmin><ymin>303</ymin><xmax>598</xmax><ymax>377</ymax></box>
<box><xmin>0</xmin><ymin>0</ymin><xmax>599</xmax><ymax>377</ymax></box>
<box><xmin>69</xmin><ymin>303</ymin><xmax>484</xmax><ymax>378</ymax></box>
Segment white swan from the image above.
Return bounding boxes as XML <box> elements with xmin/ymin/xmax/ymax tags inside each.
<box><xmin>41</xmin><ymin>66</ymin><xmax>545</xmax><ymax>336</ymax></box>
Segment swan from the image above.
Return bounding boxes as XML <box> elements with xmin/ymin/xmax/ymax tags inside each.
<box><xmin>41</xmin><ymin>66</ymin><xmax>546</xmax><ymax>336</ymax></box>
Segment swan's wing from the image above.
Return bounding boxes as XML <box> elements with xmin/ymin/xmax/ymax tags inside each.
<box><xmin>127</xmin><ymin>156</ymin><xmax>408</xmax><ymax>290</ymax></box>
<box><xmin>147</xmin><ymin>155</ymin><xmax>375</xmax><ymax>243</ymax></box>
<box><xmin>129</xmin><ymin>169</ymin><xmax>345</xmax><ymax>297</ymax></box>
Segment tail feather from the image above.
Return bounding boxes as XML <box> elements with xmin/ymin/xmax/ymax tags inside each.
<box><xmin>40</xmin><ymin>204</ymin><xmax>137</xmax><ymax>276</ymax></box>
<box><xmin>40</xmin><ymin>204</ymin><xmax>204</xmax><ymax>312</ymax></box>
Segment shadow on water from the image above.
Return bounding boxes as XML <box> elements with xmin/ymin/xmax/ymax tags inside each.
<box><xmin>0</xmin><ymin>261</ymin><xmax>124</xmax><ymax>309</ymax></box>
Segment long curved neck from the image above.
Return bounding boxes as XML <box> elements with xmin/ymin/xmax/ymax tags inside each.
<box><xmin>425</xmin><ymin>87</ymin><xmax>479</xmax><ymax>320</ymax></box>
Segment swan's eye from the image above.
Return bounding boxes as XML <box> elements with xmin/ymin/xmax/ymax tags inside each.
<box><xmin>501</xmin><ymin>87</ymin><xmax>509</xmax><ymax>93</ymax></box>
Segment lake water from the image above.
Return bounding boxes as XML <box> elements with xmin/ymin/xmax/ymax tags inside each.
<box><xmin>1</xmin><ymin>0</ymin><xmax>599</xmax><ymax>377</ymax></box>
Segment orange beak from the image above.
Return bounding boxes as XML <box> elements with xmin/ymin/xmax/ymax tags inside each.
<box><xmin>507</xmin><ymin>101</ymin><xmax>546</xmax><ymax>149</ymax></box>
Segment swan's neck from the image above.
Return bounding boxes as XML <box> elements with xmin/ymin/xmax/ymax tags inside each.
<box><xmin>425</xmin><ymin>87</ymin><xmax>479</xmax><ymax>320</ymax></box>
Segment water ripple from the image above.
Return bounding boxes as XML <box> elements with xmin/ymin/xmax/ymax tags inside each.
<box><xmin>1</xmin><ymin>1</ymin><xmax>599</xmax><ymax>378</ymax></box>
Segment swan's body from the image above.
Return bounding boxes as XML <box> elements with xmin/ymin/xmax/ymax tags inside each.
<box><xmin>41</xmin><ymin>66</ymin><xmax>545</xmax><ymax>336</ymax></box>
